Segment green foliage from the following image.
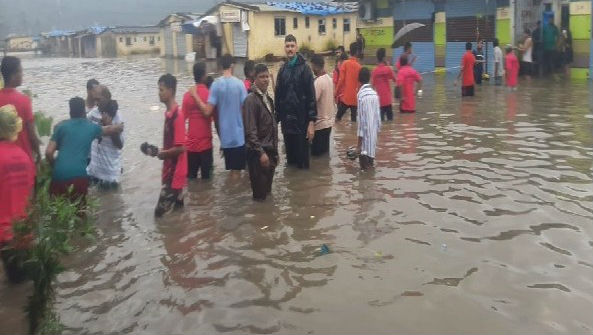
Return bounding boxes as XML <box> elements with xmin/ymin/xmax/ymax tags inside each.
<box><xmin>324</xmin><ymin>40</ymin><xmax>338</xmax><ymax>52</ymax></box>
<box><xmin>34</xmin><ymin>112</ymin><xmax>53</xmax><ymax>137</ymax></box>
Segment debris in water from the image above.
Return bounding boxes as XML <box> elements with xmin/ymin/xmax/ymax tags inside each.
<box><xmin>319</xmin><ymin>244</ymin><xmax>330</xmax><ymax>255</ymax></box>
<box><xmin>261</xmin><ymin>226</ymin><xmax>269</xmax><ymax>230</ymax></box>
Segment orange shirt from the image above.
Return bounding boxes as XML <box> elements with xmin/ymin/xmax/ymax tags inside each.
<box><xmin>336</xmin><ymin>57</ymin><xmax>362</xmax><ymax>106</ymax></box>
<box><xmin>461</xmin><ymin>51</ymin><xmax>476</xmax><ymax>87</ymax></box>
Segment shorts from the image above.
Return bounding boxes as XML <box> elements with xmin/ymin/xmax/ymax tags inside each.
<box><xmin>380</xmin><ymin>105</ymin><xmax>393</xmax><ymax>121</ymax></box>
<box><xmin>223</xmin><ymin>145</ymin><xmax>246</xmax><ymax>171</ymax></box>
<box><xmin>154</xmin><ymin>185</ymin><xmax>184</xmax><ymax>217</ymax></box>
<box><xmin>50</xmin><ymin>177</ymin><xmax>90</xmax><ymax>202</ymax></box>
<box><xmin>462</xmin><ymin>85</ymin><xmax>475</xmax><ymax>97</ymax></box>
<box><xmin>188</xmin><ymin>148</ymin><xmax>213</xmax><ymax>179</ymax></box>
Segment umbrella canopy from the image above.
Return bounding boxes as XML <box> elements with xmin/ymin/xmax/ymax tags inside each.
<box><xmin>391</xmin><ymin>22</ymin><xmax>426</xmax><ymax>48</ymax></box>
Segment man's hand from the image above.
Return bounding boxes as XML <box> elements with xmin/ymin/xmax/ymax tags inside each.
<box><xmin>102</xmin><ymin>113</ymin><xmax>113</xmax><ymax>126</ymax></box>
<box><xmin>157</xmin><ymin>150</ymin><xmax>165</xmax><ymax>160</ymax></box>
<box><xmin>260</xmin><ymin>152</ymin><xmax>270</xmax><ymax>168</ymax></box>
<box><xmin>306</xmin><ymin>122</ymin><xmax>315</xmax><ymax>144</ymax></box>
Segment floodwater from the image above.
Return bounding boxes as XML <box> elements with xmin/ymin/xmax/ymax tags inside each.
<box><xmin>1</xmin><ymin>55</ymin><xmax>592</xmax><ymax>334</ymax></box>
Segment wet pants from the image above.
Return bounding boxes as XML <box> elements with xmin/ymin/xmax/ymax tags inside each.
<box><xmin>247</xmin><ymin>149</ymin><xmax>278</xmax><ymax>201</ymax></box>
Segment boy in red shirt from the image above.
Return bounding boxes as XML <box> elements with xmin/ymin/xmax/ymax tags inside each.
<box><xmin>457</xmin><ymin>42</ymin><xmax>476</xmax><ymax>97</ymax></box>
<box><xmin>185</xmin><ymin>62</ymin><xmax>213</xmax><ymax>179</ymax></box>
<box><xmin>336</xmin><ymin>42</ymin><xmax>362</xmax><ymax>122</ymax></box>
<box><xmin>154</xmin><ymin>74</ymin><xmax>187</xmax><ymax>217</ymax></box>
<box><xmin>396</xmin><ymin>55</ymin><xmax>423</xmax><ymax>113</ymax></box>
<box><xmin>243</xmin><ymin>60</ymin><xmax>255</xmax><ymax>93</ymax></box>
<box><xmin>371</xmin><ymin>48</ymin><xmax>396</xmax><ymax>121</ymax></box>
<box><xmin>505</xmin><ymin>45</ymin><xmax>520</xmax><ymax>90</ymax></box>
<box><xmin>0</xmin><ymin>56</ymin><xmax>41</xmax><ymax>162</ymax></box>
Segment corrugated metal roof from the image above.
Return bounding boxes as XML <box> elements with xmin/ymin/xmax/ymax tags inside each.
<box><xmin>106</xmin><ymin>26</ymin><xmax>160</xmax><ymax>34</ymax></box>
<box><xmin>259</xmin><ymin>1</ymin><xmax>357</xmax><ymax>15</ymax></box>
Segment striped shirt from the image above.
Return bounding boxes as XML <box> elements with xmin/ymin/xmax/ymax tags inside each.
<box><xmin>357</xmin><ymin>84</ymin><xmax>381</xmax><ymax>158</ymax></box>
<box><xmin>87</xmin><ymin>108</ymin><xmax>124</xmax><ymax>183</ymax></box>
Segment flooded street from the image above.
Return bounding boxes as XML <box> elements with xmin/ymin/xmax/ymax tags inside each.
<box><xmin>2</xmin><ymin>55</ymin><xmax>593</xmax><ymax>334</ymax></box>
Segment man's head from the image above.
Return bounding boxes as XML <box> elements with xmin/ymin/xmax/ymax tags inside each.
<box><xmin>349</xmin><ymin>42</ymin><xmax>359</xmax><ymax>58</ymax></box>
<box><xmin>1</xmin><ymin>56</ymin><xmax>23</xmax><ymax>87</ymax></box>
<box><xmin>399</xmin><ymin>54</ymin><xmax>409</xmax><ymax>67</ymax></box>
<box><xmin>253</xmin><ymin>64</ymin><xmax>270</xmax><ymax>92</ymax></box>
<box><xmin>86</xmin><ymin>79</ymin><xmax>99</xmax><ymax>93</ymax></box>
<box><xmin>358</xmin><ymin>67</ymin><xmax>371</xmax><ymax>85</ymax></box>
<box><xmin>466</xmin><ymin>42</ymin><xmax>473</xmax><ymax>50</ymax></box>
<box><xmin>336</xmin><ymin>45</ymin><xmax>345</xmax><ymax>58</ymax></box>
<box><xmin>493</xmin><ymin>38</ymin><xmax>499</xmax><ymax>47</ymax></box>
<box><xmin>284</xmin><ymin>34</ymin><xmax>298</xmax><ymax>58</ymax></box>
<box><xmin>524</xmin><ymin>28</ymin><xmax>531</xmax><ymax>37</ymax></box>
<box><xmin>0</xmin><ymin>104</ymin><xmax>22</xmax><ymax>142</ymax></box>
<box><xmin>69</xmin><ymin>97</ymin><xmax>86</xmax><ymax>119</ymax></box>
<box><xmin>193</xmin><ymin>62</ymin><xmax>207</xmax><ymax>84</ymax></box>
<box><xmin>98</xmin><ymin>99</ymin><xmax>118</xmax><ymax>119</ymax></box>
<box><xmin>310</xmin><ymin>54</ymin><xmax>325</xmax><ymax>76</ymax></box>
<box><xmin>477</xmin><ymin>40</ymin><xmax>484</xmax><ymax>49</ymax></box>
<box><xmin>158</xmin><ymin>74</ymin><xmax>177</xmax><ymax>103</ymax></box>
<box><xmin>505</xmin><ymin>45</ymin><xmax>513</xmax><ymax>54</ymax></box>
<box><xmin>221</xmin><ymin>54</ymin><xmax>234</xmax><ymax>71</ymax></box>
<box><xmin>244</xmin><ymin>60</ymin><xmax>256</xmax><ymax>81</ymax></box>
<box><xmin>376</xmin><ymin>48</ymin><xmax>386</xmax><ymax>63</ymax></box>
<box><xmin>95</xmin><ymin>85</ymin><xmax>112</xmax><ymax>106</ymax></box>
<box><xmin>404</xmin><ymin>42</ymin><xmax>413</xmax><ymax>54</ymax></box>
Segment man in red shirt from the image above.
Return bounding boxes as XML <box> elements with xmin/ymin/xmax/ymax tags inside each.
<box><xmin>0</xmin><ymin>56</ymin><xmax>41</xmax><ymax>162</ymax></box>
<box><xmin>0</xmin><ymin>105</ymin><xmax>35</xmax><ymax>283</ymax></box>
<box><xmin>394</xmin><ymin>42</ymin><xmax>416</xmax><ymax>72</ymax></box>
<box><xmin>185</xmin><ymin>62</ymin><xmax>213</xmax><ymax>180</ymax></box>
<box><xmin>336</xmin><ymin>42</ymin><xmax>362</xmax><ymax>122</ymax></box>
<box><xmin>371</xmin><ymin>48</ymin><xmax>396</xmax><ymax>121</ymax></box>
<box><xmin>154</xmin><ymin>74</ymin><xmax>187</xmax><ymax>217</ymax></box>
<box><xmin>396</xmin><ymin>55</ymin><xmax>423</xmax><ymax>113</ymax></box>
<box><xmin>457</xmin><ymin>42</ymin><xmax>476</xmax><ymax>97</ymax></box>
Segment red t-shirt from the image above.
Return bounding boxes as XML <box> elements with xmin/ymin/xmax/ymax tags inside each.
<box><xmin>162</xmin><ymin>104</ymin><xmax>187</xmax><ymax>190</ymax></box>
<box><xmin>0</xmin><ymin>88</ymin><xmax>34</xmax><ymax>160</ymax></box>
<box><xmin>461</xmin><ymin>51</ymin><xmax>476</xmax><ymax>87</ymax></box>
<box><xmin>371</xmin><ymin>63</ymin><xmax>396</xmax><ymax>107</ymax></box>
<box><xmin>182</xmin><ymin>84</ymin><xmax>212</xmax><ymax>153</ymax></box>
<box><xmin>244</xmin><ymin>79</ymin><xmax>252</xmax><ymax>92</ymax></box>
<box><xmin>396</xmin><ymin>65</ymin><xmax>422</xmax><ymax>112</ymax></box>
<box><xmin>505</xmin><ymin>53</ymin><xmax>519</xmax><ymax>87</ymax></box>
<box><xmin>0</xmin><ymin>142</ymin><xmax>35</xmax><ymax>243</ymax></box>
<box><xmin>336</xmin><ymin>57</ymin><xmax>362</xmax><ymax>106</ymax></box>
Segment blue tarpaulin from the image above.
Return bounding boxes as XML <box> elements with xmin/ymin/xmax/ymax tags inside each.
<box><xmin>265</xmin><ymin>2</ymin><xmax>355</xmax><ymax>16</ymax></box>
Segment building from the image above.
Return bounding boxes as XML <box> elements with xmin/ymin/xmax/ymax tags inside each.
<box><xmin>98</xmin><ymin>26</ymin><xmax>162</xmax><ymax>57</ymax></box>
<box><xmin>200</xmin><ymin>1</ymin><xmax>358</xmax><ymax>60</ymax></box>
<box><xmin>5</xmin><ymin>35</ymin><xmax>36</xmax><ymax>51</ymax></box>
<box><xmin>70</xmin><ymin>26</ymin><xmax>109</xmax><ymax>58</ymax></box>
<box><xmin>159</xmin><ymin>13</ymin><xmax>203</xmax><ymax>58</ymax></box>
<box><xmin>41</xmin><ymin>30</ymin><xmax>76</xmax><ymax>56</ymax></box>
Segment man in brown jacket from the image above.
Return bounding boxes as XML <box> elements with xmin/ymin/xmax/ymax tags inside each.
<box><xmin>243</xmin><ymin>64</ymin><xmax>278</xmax><ymax>201</ymax></box>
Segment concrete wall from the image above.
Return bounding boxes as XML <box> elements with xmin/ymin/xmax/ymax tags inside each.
<box><xmin>114</xmin><ymin>33</ymin><xmax>161</xmax><ymax>56</ymax></box>
<box><xmin>8</xmin><ymin>37</ymin><xmax>34</xmax><ymax>50</ymax></box>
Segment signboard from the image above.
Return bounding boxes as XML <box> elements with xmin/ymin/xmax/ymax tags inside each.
<box><xmin>496</xmin><ymin>7</ymin><xmax>510</xmax><ymax>20</ymax></box>
<box><xmin>220</xmin><ymin>9</ymin><xmax>241</xmax><ymax>23</ymax></box>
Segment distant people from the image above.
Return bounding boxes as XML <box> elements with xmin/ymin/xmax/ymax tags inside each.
<box><xmin>243</xmin><ymin>60</ymin><xmax>256</xmax><ymax>92</ymax></box>
<box><xmin>532</xmin><ymin>20</ymin><xmax>542</xmax><ymax>72</ymax></box>
<box><xmin>457</xmin><ymin>42</ymin><xmax>476</xmax><ymax>97</ymax></box>
<box><xmin>395</xmin><ymin>42</ymin><xmax>416</xmax><ymax>71</ymax></box>
<box><xmin>371</xmin><ymin>48</ymin><xmax>396</xmax><ymax>121</ymax></box>
<box><xmin>192</xmin><ymin>54</ymin><xmax>248</xmax><ymax>176</ymax></box>
<box><xmin>493</xmin><ymin>38</ymin><xmax>504</xmax><ymax>85</ymax></box>
<box><xmin>558</xmin><ymin>28</ymin><xmax>573</xmax><ymax>74</ymax></box>
<box><xmin>543</xmin><ymin>19</ymin><xmax>559</xmax><ymax>74</ymax></box>
<box><xmin>184</xmin><ymin>62</ymin><xmax>213</xmax><ymax>180</ymax></box>
<box><xmin>505</xmin><ymin>45</ymin><xmax>519</xmax><ymax>90</ymax></box>
<box><xmin>356</xmin><ymin>30</ymin><xmax>365</xmax><ymax>57</ymax></box>
<box><xmin>396</xmin><ymin>55</ymin><xmax>423</xmax><ymax>114</ymax></box>
<box><xmin>85</xmin><ymin>78</ymin><xmax>100</xmax><ymax>113</ymax></box>
<box><xmin>356</xmin><ymin>68</ymin><xmax>381</xmax><ymax>171</ymax></box>
<box><xmin>473</xmin><ymin>40</ymin><xmax>485</xmax><ymax>84</ymax></box>
<box><xmin>275</xmin><ymin>34</ymin><xmax>317</xmax><ymax>169</ymax></box>
<box><xmin>45</xmin><ymin>97</ymin><xmax>123</xmax><ymax>201</ymax></box>
<box><xmin>310</xmin><ymin>54</ymin><xmax>335</xmax><ymax>156</ymax></box>
<box><xmin>86</xmin><ymin>99</ymin><xmax>124</xmax><ymax>189</ymax></box>
<box><xmin>336</xmin><ymin>42</ymin><xmax>361</xmax><ymax>122</ymax></box>
<box><xmin>243</xmin><ymin>64</ymin><xmax>278</xmax><ymax>201</ymax></box>
<box><xmin>153</xmin><ymin>74</ymin><xmax>187</xmax><ymax>217</ymax></box>
<box><xmin>518</xmin><ymin>29</ymin><xmax>533</xmax><ymax>77</ymax></box>
<box><xmin>0</xmin><ymin>105</ymin><xmax>35</xmax><ymax>283</ymax></box>
<box><xmin>0</xmin><ymin>56</ymin><xmax>41</xmax><ymax>162</ymax></box>
<box><xmin>333</xmin><ymin>45</ymin><xmax>348</xmax><ymax>101</ymax></box>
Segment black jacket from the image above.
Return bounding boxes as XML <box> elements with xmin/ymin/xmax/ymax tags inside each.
<box><xmin>274</xmin><ymin>53</ymin><xmax>317</xmax><ymax>135</ymax></box>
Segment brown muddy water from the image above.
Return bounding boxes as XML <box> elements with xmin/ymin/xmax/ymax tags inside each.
<box><xmin>1</xmin><ymin>55</ymin><xmax>592</xmax><ymax>334</ymax></box>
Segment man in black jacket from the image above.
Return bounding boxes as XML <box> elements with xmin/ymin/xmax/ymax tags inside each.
<box><xmin>275</xmin><ymin>34</ymin><xmax>317</xmax><ymax>169</ymax></box>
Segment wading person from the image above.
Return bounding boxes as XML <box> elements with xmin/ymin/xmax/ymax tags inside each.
<box><xmin>395</xmin><ymin>42</ymin><xmax>416</xmax><ymax>71</ymax></box>
<box><xmin>473</xmin><ymin>40</ymin><xmax>485</xmax><ymax>85</ymax></box>
<box><xmin>543</xmin><ymin>19</ymin><xmax>558</xmax><ymax>75</ymax></box>
<box><xmin>356</xmin><ymin>68</ymin><xmax>381</xmax><ymax>171</ymax></box>
<box><xmin>310</xmin><ymin>55</ymin><xmax>335</xmax><ymax>157</ymax></box>
<box><xmin>85</xmin><ymin>78</ymin><xmax>100</xmax><ymax>113</ymax></box>
<box><xmin>332</xmin><ymin>45</ymin><xmax>347</xmax><ymax>93</ymax></box>
<box><xmin>457</xmin><ymin>42</ymin><xmax>476</xmax><ymax>97</ymax></box>
<box><xmin>275</xmin><ymin>34</ymin><xmax>317</xmax><ymax>169</ymax></box>
<box><xmin>0</xmin><ymin>56</ymin><xmax>41</xmax><ymax>162</ymax></box>
<box><xmin>243</xmin><ymin>64</ymin><xmax>278</xmax><ymax>201</ymax></box>
<box><xmin>493</xmin><ymin>38</ymin><xmax>504</xmax><ymax>85</ymax></box>
<box><xmin>152</xmin><ymin>74</ymin><xmax>187</xmax><ymax>217</ymax></box>
<box><xmin>518</xmin><ymin>29</ymin><xmax>533</xmax><ymax>78</ymax></box>
<box><xmin>336</xmin><ymin>42</ymin><xmax>361</xmax><ymax>122</ymax></box>
<box><xmin>371</xmin><ymin>48</ymin><xmax>396</xmax><ymax>121</ymax></box>
<box><xmin>45</xmin><ymin>97</ymin><xmax>123</xmax><ymax>201</ymax></box>
<box><xmin>184</xmin><ymin>62</ymin><xmax>213</xmax><ymax>180</ymax></box>
<box><xmin>0</xmin><ymin>105</ymin><xmax>35</xmax><ymax>283</ymax></box>
<box><xmin>505</xmin><ymin>45</ymin><xmax>519</xmax><ymax>90</ymax></box>
<box><xmin>396</xmin><ymin>55</ymin><xmax>423</xmax><ymax>114</ymax></box>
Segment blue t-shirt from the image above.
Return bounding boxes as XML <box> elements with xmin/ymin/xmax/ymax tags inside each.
<box><xmin>207</xmin><ymin>76</ymin><xmax>247</xmax><ymax>148</ymax></box>
<box><xmin>51</xmin><ymin>118</ymin><xmax>102</xmax><ymax>181</ymax></box>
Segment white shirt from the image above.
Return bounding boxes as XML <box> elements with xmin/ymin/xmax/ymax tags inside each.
<box><xmin>522</xmin><ymin>37</ymin><xmax>533</xmax><ymax>63</ymax></box>
<box><xmin>357</xmin><ymin>84</ymin><xmax>381</xmax><ymax>158</ymax></box>
<box><xmin>87</xmin><ymin>108</ymin><xmax>124</xmax><ymax>182</ymax></box>
<box><xmin>494</xmin><ymin>46</ymin><xmax>504</xmax><ymax>77</ymax></box>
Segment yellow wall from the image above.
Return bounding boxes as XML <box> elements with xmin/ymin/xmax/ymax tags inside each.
<box><xmin>237</xmin><ymin>9</ymin><xmax>357</xmax><ymax>59</ymax></box>
<box><xmin>115</xmin><ymin>33</ymin><xmax>161</xmax><ymax>56</ymax></box>
<box><xmin>8</xmin><ymin>37</ymin><xmax>34</xmax><ymax>50</ymax></box>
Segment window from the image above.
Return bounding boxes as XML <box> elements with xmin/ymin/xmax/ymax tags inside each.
<box><xmin>318</xmin><ymin>19</ymin><xmax>326</xmax><ymax>35</ymax></box>
<box><xmin>293</xmin><ymin>17</ymin><xmax>298</xmax><ymax>29</ymax></box>
<box><xmin>305</xmin><ymin>16</ymin><xmax>310</xmax><ymax>28</ymax></box>
<box><xmin>125</xmin><ymin>37</ymin><xmax>132</xmax><ymax>46</ymax></box>
<box><xmin>119</xmin><ymin>37</ymin><xmax>123</xmax><ymax>43</ymax></box>
<box><xmin>274</xmin><ymin>17</ymin><xmax>286</xmax><ymax>36</ymax></box>
<box><xmin>343</xmin><ymin>18</ymin><xmax>351</xmax><ymax>32</ymax></box>
<box><xmin>332</xmin><ymin>18</ymin><xmax>337</xmax><ymax>29</ymax></box>
<box><xmin>149</xmin><ymin>36</ymin><xmax>155</xmax><ymax>45</ymax></box>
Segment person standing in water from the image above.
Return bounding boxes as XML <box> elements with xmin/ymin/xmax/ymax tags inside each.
<box><xmin>457</xmin><ymin>42</ymin><xmax>476</xmax><ymax>97</ymax></box>
<box><xmin>371</xmin><ymin>48</ymin><xmax>396</xmax><ymax>121</ymax></box>
<box><xmin>336</xmin><ymin>42</ymin><xmax>361</xmax><ymax>122</ymax></box>
<box><xmin>519</xmin><ymin>29</ymin><xmax>533</xmax><ymax>78</ymax></box>
<box><xmin>493</xmin><ymin>38</ymin><xmax>504</xmax><ymax>85</ymax></box>
<box><xmin>396</xmin><ymin>55</ymin><xmax>423</xmax><ymax>114</ymax></box>
<box><xmin>505</xmin><ymin>45</ymin><xmax>519</xmax><ymax>90</ymax></box>
<box><xmin>473</xmin><ymin>40</ymin><xmax>485</xmax><ymax>85</ymax></box>
<box><xmin>85</xmin><ymin>78</ymin><xmax>100</xmax><ymax>113</ymax></box>
<box><xmin>356</xmin><ymin>68</ymin><xmax>381</xmax><ymax>171</ymax></box>
<box><xmin>310</xmin><ymin>54</ymin><xmax>335</xmax><ymax>156</ymax></box>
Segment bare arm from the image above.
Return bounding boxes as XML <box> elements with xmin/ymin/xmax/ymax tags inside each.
<box><xmin>26</xmin><ymin>121</ymin><xmax>41</xmax><ymax>161</ymax></box>
<box><xmin>157</xmin><ymin>145</ymin><xmax>185</xmax><ymax>160</ymax></box>
<box><xmin>45</xmin><ymin>140</ymin><xmax>57</xmax><ymax>166</ymax></box>
<box><xmin>189</xmin><ymin>87</ymin><xmax>214</xmax><ymax>117</ymax></box>
<box><xmin>101</xmin><ymin>123</ymin><xmax>124</xmax><ymax>136</ymax></box>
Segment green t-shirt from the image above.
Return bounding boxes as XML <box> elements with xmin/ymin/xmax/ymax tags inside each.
<box><xmin>543</xmin><ymin>24</ymin><xmax>558</xmax><ymax>51</ymax></box>
<box><xmin>51</xmin><ymin>118</ymin><xmax>102</xmax><ymax>181</ymax></box>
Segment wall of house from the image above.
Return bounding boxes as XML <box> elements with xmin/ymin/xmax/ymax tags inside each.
<box><xmin>8</xmin><ymin>37</ymin><xmax>34</xmax><ymax>50</ymax></box>
<box><xmin>569</xmin><ymin>0</ymin><xmax>591</xmax><ymax>79</ymax></box>
<box><xmin>114</xmin><ymin>33</ymin><xmax>161</xmax><ymax>56</ymax></box>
